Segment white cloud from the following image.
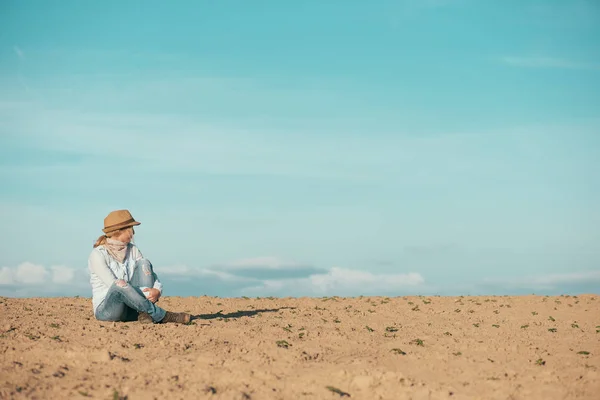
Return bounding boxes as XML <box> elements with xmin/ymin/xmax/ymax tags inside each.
<box><xmin>0</xmin><ymin>262</ymin><xmax>77</xmax><ymax>286</ymax></box>
<box><xmin>221</xmin><ymin>256</ymin><xmax>306</xmax><ymax>270</ymax></box>
<box><xmin>500</xmin><ymin>56</ymin><xmax>600</xmax><ymax>70</ymax></box>
<box><xmin>530</xmin><ymin>270</ymin><xmax>600</xmax><ymax>286</ymax></box>
<box><xmin>51</xmin><ymin>265</ymin><xmax>76</xmax><ymax>284</ymax></box>
<box><xmin>158</xmin><ymin>264</ymin><xmax>255</xmax><ymax>282</ymax></box>
<box><xmin>240</xmin><ymin>267</ymin><xmax>425</xmax><ymax>297</ymax></box>
<box><xmin>482</xmin><ymin>270</ymin><xmax>600</xmax><ymax>291</ymax></box>
<box><xmin>145</xmin><ymin>257</ymin><xmax>425</xmax><ymax>297</ymax></box>
<box><xmin>14</xmin><ymin>262</ymin><xmax>49</xmax><ymax>284</ymax></box>
<box><xmin>0</xmin><ymin>267</ymin><xmax>14</xmax><ymax>285</ymax></box>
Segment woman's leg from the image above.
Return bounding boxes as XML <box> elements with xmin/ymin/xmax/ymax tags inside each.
<box><xmin>129</xmin><ymin>258</ymin><xmax>156</xmax><ymax>290</ymax></box>
<box><xmin>94</xmin><ymin>280</ymin><xmax>167</xmax><ymax>323</ymax></box>
<box><xmin>94</xmin><ymin>292</ymin><xmax>129</xmax><ymax>322</ymax></box>
<box><xmin>128</xmin><ymin>259</ymin><xmax>158</xmax><ymax>323</ymax></box>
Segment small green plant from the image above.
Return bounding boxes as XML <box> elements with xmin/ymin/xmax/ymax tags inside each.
<box><xmin>571</xmin><ymin>323</ymin><xmax>579</xmax><ymax>328</ymax></box>
<box><xmin>536</xmin><ymin>358</ymin><xmax>546</xmax><ymax>366</ymax></box>
<box><xmin>577</xmin><ymin>351</ymin><xmax>590</xmax><ymax>355</ymax></box>
<box><xmin>454</xmin><ymin>309</ymin><xmax>461</xmax><ymax>313</ymax></box>
<box><xmin>492</xmin><ymin>324</ymin><xmax>500</xmax><ymax>328</ymax></box>
<box><xmin>385</xmin><ymin>326</ymin><xmax>398</xmax><ymax>333</ymax></box>
<box><xmin>548</xmin><ymin>328</ymin><xmax>557</xmax><ymax>333</ymax></box>
<box><xmin>282</xmin><ymin>326</ymin><xmax>292</xmax><ymax>333</ymax></box>
<box><xmin>334</xmin><ymin>319</ymin><xmax>341</xmax><ymax>323</ymax></box>
<box><xmin>49</xmin><ymin>323</ymin><xmax>60</xmax><ymax>328</ymax></box>
<box><xmin>521</xmin><ymin>325</ymin><xmax>529</xmax><ymax>329</ymax></box>
<box><xmin>410</xmin><ymin>338</ymin><xmax>424</xmax><ymax>346</ymax></box>
<box><xmin>532</xmin><ymin>311</ymin><xmax>538</xmax><ymax>316</ymax></box>
<box><xmin>548</xmin><ymin>316</ymin><xmax>555</xmax><ymax>322</ymax></box>
<box><xmin>391</xmin><ymin>348</ymin><xmax>406</xmax><ymax>355</ymax></box>
<box><xmin>453</xmin><ymin>351</ymin><xmax>462</xmax><ymax>356</ymax></box>
<box><xmin>78</xmin><ymin>391</ymin><xmax>90</xmax><ymax>397</ymax></box>
<box><xmin>242</xmin><ymin>296</ymin><xmax>249</xmax><ymax>299</ymax></box>
<box><xmin>473</xmin><ymin>323</ymin><xmax>480</xmax><ymax>328</ymax></box>
<box><xmin>133</xmin><ymin>343</ymin><xmax>144</xmax><ymax>349</ymax></box>
<box><xmin>298</xmin><ymin>332</ymin><xmax>305</xmax><ymax>339</ymax></box>
<box><xmin>276</xmin><ymin>340</ymin><xmax>290</xmax><ymax>348</ymax></box>
<box><xmin>444</xmin><ymin>331</ymin><xmax>452</xmax><ymax>336</ymax></box>
<box><xmin>365</xmin><ymin>325</ymin><xmax>374</xmax><ymax>332</ymax></box>
<box><xmin>325</xmin><ymin>386</ymin><xmax>350</xmax><ymax>397</ymax></box>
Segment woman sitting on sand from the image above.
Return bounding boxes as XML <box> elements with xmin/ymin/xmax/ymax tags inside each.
<box><xmin>88</xmin><ymin>209</ymin><xmax>191</xmax><ymax>324</ymax></box>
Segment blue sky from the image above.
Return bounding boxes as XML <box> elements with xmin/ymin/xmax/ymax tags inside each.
<box><xmin>1</xmin><ymin>0</ymin><xmax>599</xmax><ymax>298</ymax></box>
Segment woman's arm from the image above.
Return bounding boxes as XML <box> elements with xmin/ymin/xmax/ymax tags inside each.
<box><xmin>88</xmin><ymin>249</ymin><xmax>117</xmax><ymax>287</ymax></box>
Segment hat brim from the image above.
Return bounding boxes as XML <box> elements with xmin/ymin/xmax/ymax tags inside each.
<box><xmin>103</xmin><ymin>220</ymin><xmax>141</xmax><ymax>234</ymax></box>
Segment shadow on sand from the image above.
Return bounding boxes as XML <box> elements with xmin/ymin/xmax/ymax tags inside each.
<box><xmin>191</xmin><ymin>307</ymin><xmax>296</xmax><ymax>321</ymax></box>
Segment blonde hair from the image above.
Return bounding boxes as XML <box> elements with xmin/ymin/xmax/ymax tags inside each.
<box><xmin>93</xmin><ymin>227</ymin><xmax>132</xmax><ymax>248</ymax></box>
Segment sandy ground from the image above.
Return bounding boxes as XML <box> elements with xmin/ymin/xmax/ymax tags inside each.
<box><xmin>1</xmin><ymin>295</ymin><xmax>598</xmax><ymax>400</ymax></box>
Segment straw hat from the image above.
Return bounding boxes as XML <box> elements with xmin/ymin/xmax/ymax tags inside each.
<box><xmin>102</xmin><ymin>209</ymin><xmax>141</xmax><ymax>234</ymax></box>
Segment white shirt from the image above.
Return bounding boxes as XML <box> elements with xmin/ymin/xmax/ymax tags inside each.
<box><xmin>88</xmin><ymin>243</ymin><xmax>163</xmax><ymax>313</ymax></box>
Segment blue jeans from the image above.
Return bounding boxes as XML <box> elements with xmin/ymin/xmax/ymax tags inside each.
<box><xmin>94</xmin><ymin>259</ymin><xmax>167</xmax><ymax>323</ymax></box>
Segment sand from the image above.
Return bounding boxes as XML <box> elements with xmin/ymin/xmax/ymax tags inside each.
<box><xmin>1</xmin><ymin>294</ymin><xmax>598</xmax><ymax>399</ymax></box>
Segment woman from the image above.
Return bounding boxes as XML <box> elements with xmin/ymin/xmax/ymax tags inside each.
<box><xmin>88</xmin><ymin>209</ymin><xmax>191</xmax><ymax>324</ymax></box>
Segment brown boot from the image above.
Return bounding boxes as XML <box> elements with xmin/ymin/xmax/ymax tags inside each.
<box><xmin>138</xmin><ymin>312</ymin><xmax>153</xmax><ymax>324</ymax></box>
<box><xmin>159</xmin><ymin>311</ymin><xmax>191</xmax><ymax>324</ymax></box>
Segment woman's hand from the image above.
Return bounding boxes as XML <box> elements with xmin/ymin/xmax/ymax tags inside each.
<box><xmin>143</xmin><ymin>288</ymin><xmax>161</xmax><ymax>303</ymax></box>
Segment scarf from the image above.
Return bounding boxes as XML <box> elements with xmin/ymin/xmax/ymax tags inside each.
<box><xmin>105</xmin><ymin>238</ymin><xmax>129</xmax><ymax>264</ymax></box>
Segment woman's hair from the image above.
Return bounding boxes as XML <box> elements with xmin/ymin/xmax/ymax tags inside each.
<box><xmin>93</xmin><ymin>227</ymin><xmax>131</xmax><ymax>248</ymax></box>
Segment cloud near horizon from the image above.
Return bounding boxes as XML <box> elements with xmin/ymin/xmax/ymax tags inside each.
<box><xmin>481</xmin><ymin>270</ymin><xmax>600</xmax><ymax>292</ymax></box>
<box><xmin>156</xmin><ymin>256</ymin><xmax>424</xmax><ymax>295</ymax></box>
<box><xmin>0</xmin><ymin>257</ymin><xmax>426</xmax><ymax>298</ymax></box>
<box><xmin>0</xmin><ymin>262</ymin><xmax>78</xmax><ymax>286</ymax></box>
<box><xmin>0</xmin><ymin>262</ymin><xmax>88</xmax><ymax>297</ymax></box>
<box><xmin>238</xmin><ymin>267</ymin><xmax>425</xmax><ymax>297</ymax></box>
<box><xmin>1</xmin><ymin>256</ymin><xmax>598</xmax><ymax>299</ymax></box>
